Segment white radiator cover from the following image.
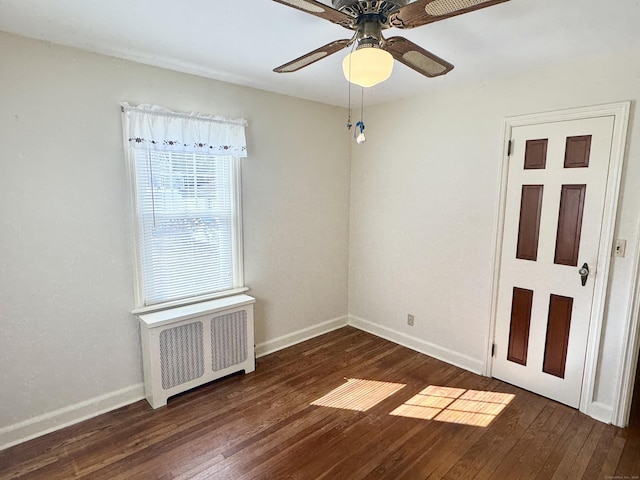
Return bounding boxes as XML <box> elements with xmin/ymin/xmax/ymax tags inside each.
<box><xmin>138</xmin><ymin>294</ymin><xmax>255</xmax><ymax>408</ymax></box>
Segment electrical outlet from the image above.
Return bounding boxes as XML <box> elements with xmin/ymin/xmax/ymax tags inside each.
<box><xmin>407</xmin><ymin>314</ymin><xmax>414</xmax><ymax>326</ymax></box>
<box><xmin>614</xmin><ymin>239</ymin><xmax>627</xmax><ymax>257</ymax></box>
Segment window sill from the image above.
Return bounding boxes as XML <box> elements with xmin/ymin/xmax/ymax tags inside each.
<box><xmin>131</xmin><ymin>287</ymin><xmax>250</xmax><ymax>316</ymax></box>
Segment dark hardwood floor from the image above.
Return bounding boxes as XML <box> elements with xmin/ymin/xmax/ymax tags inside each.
<box><xmin>1</xmin><ymin>327</ymin><xmax>638</xmax><ymax>479</ymax></box>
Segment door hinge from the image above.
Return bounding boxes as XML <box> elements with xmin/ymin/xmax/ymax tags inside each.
<box><xmin>507</xmin><ymin>140</ymin><xmax>513</xmax><ymax>157</ymax></box>
<box><xmin>491</xmin><ymin>343</ymin><xmax>496</xmax><ymax>357</ymax></box>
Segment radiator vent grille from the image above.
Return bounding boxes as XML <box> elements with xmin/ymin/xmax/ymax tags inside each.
<box><xmin>160</xmin><ymin>322</ymin><xmax>204</xmax><ymax>389</ymax></box>
<box><xmin>139</xmin><ymin>295</ymin><xmax>255</xmax><ymax>408</ymax></box>
<box><xmin>211</xmin><ymin>311</ymin><xmax>248</xmax><ymax>371</ymax></box>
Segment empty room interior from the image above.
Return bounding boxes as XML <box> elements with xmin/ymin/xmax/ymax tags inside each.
<box><xmin>1</xmin><ymin>0</ymin><xmax>640</xmax><ymax>478</ymax></box>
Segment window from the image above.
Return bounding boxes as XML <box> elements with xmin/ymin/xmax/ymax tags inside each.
<box><xmin>121</xmin><ymin>104</ymin><xmax>248</xmax><ymax>311</ymax></box>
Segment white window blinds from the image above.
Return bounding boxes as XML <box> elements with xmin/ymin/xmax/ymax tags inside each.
<box><xmin>122</xmin><ymin>104</ymin><xmax>248</xmax><ymax>309</ymax></box>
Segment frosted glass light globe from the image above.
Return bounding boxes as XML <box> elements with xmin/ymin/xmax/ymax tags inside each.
<box><xmin>342</xmin><ymin>47</ymin><xmax>394</xmax><ymax>88</ymax></box>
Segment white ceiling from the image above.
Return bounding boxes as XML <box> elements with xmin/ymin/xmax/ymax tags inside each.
<box><xmin>1</xmin><ymin>0</ymin><xmax>639</xmax><ymax>107</ymax></box>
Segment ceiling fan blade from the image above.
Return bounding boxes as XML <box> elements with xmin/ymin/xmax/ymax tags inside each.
<box><xmin>274</xmin><ymin>39</ymin><xmax>353</xmax><ymax>73</ymax></box>
<box><xmin>389</xmin><ymin>0</ymin><xmax>509</xmax><ymax>29</ymax></box>
<box><xmin>384</xmin><ymin>37</ymin><xmax>454</xmax><ymax>78</ymax></box>
<box><xmin>272</xmin><ymin>0</ymin><xmax>355</xmax><ymax>27</ymax></box>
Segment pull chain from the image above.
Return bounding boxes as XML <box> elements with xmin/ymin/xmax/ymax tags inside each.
<box><xmin>345</xmin><ymin>42</ymin><xmax>356</xmax><ymax>130</ymax></box>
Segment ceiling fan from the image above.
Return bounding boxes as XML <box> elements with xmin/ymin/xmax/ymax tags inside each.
<box><xmin>272</xmin><ymin>0</ymin><xmax>510</xmax><ymax>86</ymax></box>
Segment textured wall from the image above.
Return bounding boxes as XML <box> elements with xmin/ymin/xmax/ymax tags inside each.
<box><xmin>0</xmin><ymin>31</ymin><xmax>351</xmax><ymax>429</ymax></box>
<box><xmin>349</xmin><ymin>49</ymin><xmax>640</xmax><ymax>415</ymax></box>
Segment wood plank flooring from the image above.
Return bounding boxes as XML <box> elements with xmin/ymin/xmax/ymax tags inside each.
<box><xmin>0</xmin><ymin>327</ymin><xmax>638</xmax><ymax>479</ymax></box>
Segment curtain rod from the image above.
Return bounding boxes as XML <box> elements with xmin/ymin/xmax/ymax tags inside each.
<box><xmin>120</xmin><ymin>103</ymin><xmax>248</xmax><ymax>127</ymax></box>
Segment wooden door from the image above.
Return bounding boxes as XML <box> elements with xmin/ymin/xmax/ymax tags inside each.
<box><xmin>492</xmin><ymin>116</ymin><xmax>615</xmax><ymax>408</ymax></box>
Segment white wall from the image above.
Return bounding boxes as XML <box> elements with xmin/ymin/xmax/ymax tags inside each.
<box><xmin>3</xmin><ymin>28</ymin><xmax>639</xmax><ymax>448</ymax></box>
<box><xmin>0</xmin><ymin>31</ymin><xmax>350</xmax><ymax>442</ymax></box>
<box><xmin>349</xmin><ymin>48</ymin><xmax>640</xmax><ymax>418</ymax></box>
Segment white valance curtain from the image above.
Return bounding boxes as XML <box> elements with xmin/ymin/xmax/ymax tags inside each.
<box><xmin>121</xmin><ymin>103</ymin><xmax>248</xmax><ymax>157</ymax></box>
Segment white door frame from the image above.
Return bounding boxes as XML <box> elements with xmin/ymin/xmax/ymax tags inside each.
<box><xmin>485</xmin><ymin>101</ymin><xmax>631</xmax><ymax>424</ymax></box>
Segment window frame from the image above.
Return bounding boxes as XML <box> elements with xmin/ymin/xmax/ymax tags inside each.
<box><xmin>124</xmin><ymin>148</ymin><xmax>246</xmax><ymax>315</ymax></box>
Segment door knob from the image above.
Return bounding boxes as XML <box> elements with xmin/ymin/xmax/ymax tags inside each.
<box><xmin>578</xmin><ymin>263</ymin><xmax>589</xmax><ymax>286</ymax></box>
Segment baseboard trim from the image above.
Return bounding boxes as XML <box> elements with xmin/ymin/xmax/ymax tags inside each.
<box><xmin>348</xmin><ymin>315</ymin><xmax>485</xmax><ymax>375</ymax></box>
<box><xmin>1</xmin><ymin>315</ymin><xmax>350</xmax><ymax>451</ymax></box>
<box><xmin>588</xmin><ymin>401</ymin><xmax>614</xmax><ymax>425</ymax></box>
<box><xmin>0</xmin><ymin>383</ymin><xmax>145</xmax><ymax>451</ymax></box>
<box><xmin>255</xmin><ymin>315</ymin><xmax>349</xmax><ymax>358</ymax></box>
<box><xmin>1</xmin><ymin>313</ymin><xmax>486</xmax><ymax>451</ymax></box>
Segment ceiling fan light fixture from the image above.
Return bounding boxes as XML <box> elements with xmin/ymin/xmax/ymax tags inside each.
<box><xmin>342</xmin><ymin>45</ymin><xmax>394</xmax><ymax>88</ymax></box>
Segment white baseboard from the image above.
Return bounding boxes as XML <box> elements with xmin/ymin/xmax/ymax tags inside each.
<box><xmin>588</xmin><ymin>401</ymin><xmax>614</xmax><ymax>425</ymax></box>
<box><xmin>255</xmin><ymin>315</ymin><xmax>348</xmax><ymax>358</ymax></box>
<box><xmin>0</xmin><ymin>313</ymin><xmax>487</xmax><ymax>451</ymax></box>
<box><xmin>1</xmin><ymin>315</ymin><xmax>349</xmax><ymax>451</ymax></box>
<box><xmin>348</xmin><ymin>315</ymin><xmax>485</xmax><ymax>375</ymax></box>
<box><xmin>2</xmin><ymin>315</ymin><xmax>613</xmax><ymax>452</ymax></box>
<box><xmin>0</xmin><ymin>383</ymin><xmax>144</xmax><ymax>451</ymax></box>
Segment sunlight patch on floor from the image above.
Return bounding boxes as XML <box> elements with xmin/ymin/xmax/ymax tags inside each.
<box><xmin>311</xmin><ymin>378</ymin><xmax>406</xmax><ymax>412</ymax></box>
<box><xmin>390</xmin><ymin>385</ymin><xmax>515</xmax><ymax>427</ymax></box>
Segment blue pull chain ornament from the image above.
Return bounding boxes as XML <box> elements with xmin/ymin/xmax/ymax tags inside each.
<box><xmin>355</xmin><ymin>120</ymin><xmax>366</xmax><ymax>144</ymax></box>
<box><xmin>345</xmin><ymin>71</ymin><xmax>366</xmax><ymax>144</ymax></box>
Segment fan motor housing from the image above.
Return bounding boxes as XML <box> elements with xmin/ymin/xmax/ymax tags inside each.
<box><xmin>332</xmin><ymin>0</ymin><xmax>408</xmax><ymax>19</ymax></box>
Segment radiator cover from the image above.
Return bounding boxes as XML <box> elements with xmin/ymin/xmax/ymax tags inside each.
<box><xmin>138</xmin><ymin>294</ymin><xmax>255</xmax><ymax>408</ymax></box>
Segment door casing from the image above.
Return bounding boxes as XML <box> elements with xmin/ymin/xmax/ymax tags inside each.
<box><xmin>486</xmin><ymin>102</ymin><xmax>631</xmax><ymax>425</ymax></box>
